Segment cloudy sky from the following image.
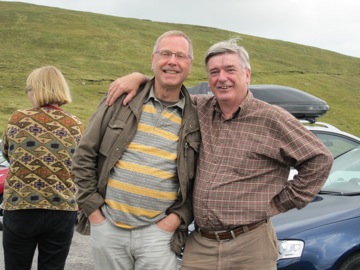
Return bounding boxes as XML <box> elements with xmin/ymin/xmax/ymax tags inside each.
<box><xmin>3</xmin><ymin>0</ymin><xmax>360</xmax><ymax>58</ymax></box>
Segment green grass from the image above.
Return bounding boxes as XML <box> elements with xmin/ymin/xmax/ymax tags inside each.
<box><xmin>1</xmin><ymin>2</ymin><xmax>360</xmax><ymax>138</ymax></box>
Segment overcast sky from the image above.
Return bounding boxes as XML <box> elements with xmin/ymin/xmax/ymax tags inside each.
<box><xmin>3</xmin><ymin>0</ymin><xmax>360</xmax><ymax>58</ymax></box>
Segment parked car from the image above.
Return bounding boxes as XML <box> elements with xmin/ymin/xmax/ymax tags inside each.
<box><xmin>0</xmin><ymin>142</ymin><xmax>9</xmax><ymax>230</ymax></box>
<box><xmin>273</xmin><ymin>146</ymin><xmax>360</xmax><ymax>270</ymax></box>
<box><xmin>0</xmin><ymin>141</ymin><xmax>8</xmax><ymax>203</ymax></box>
<box><xmin>0</xmin><ymin>166</ymin><xmax>6</xmax><ymax>203</ymax></box>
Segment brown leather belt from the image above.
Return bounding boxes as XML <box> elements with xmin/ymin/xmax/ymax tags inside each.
<box><xmin>195</xmin><ymin>220</ymin><xmax>267</xmax><ymax>241</ymax></box>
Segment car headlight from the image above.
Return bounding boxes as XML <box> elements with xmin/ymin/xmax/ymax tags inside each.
<box><xmin>278</xmin><ymin>240</ymin><xmax>304</xmax><ymax>260</ymax></box>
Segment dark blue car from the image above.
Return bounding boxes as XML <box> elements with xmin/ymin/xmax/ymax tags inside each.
<box><xmin>273</xmin><ymin>146</ymin><xmax>360</xmax><ymax>270</ymax></box>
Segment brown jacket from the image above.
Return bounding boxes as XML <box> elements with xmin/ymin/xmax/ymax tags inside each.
<box><xmin>72</xmin><ymin>79</ymin><xmax>200</xmax><ymax>254</ymax></box>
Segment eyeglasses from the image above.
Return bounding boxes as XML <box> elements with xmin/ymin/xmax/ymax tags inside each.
<box><xmin>154</xmin><ymin>50</ymin><xmax>191</xmax><ymax>61</ymax></box>
<box><xmin>25</xmin><ymin>87</ymin><xmax>32</xmax><ymax>94</ymax></box>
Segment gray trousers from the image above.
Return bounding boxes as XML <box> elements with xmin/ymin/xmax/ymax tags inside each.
<box><xmin>90</xmin><ymin>219</ymin><xmax>178</xmax><ymax>270</ymax></box>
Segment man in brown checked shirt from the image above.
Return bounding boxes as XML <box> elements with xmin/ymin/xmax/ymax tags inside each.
<box><xmin>107</xmin><ymin>38</ymin><xmax>333</xmax><ymax>270</ymax></box>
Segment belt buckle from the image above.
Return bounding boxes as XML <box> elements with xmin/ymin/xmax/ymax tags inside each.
<box><xmin>214</xmin><ymin>230</ymin><xmax>231</xmax><ymax>241</ymax></box>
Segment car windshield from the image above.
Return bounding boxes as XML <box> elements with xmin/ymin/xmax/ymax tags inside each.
<box><xmin>321</xmin><ymin>146</ymin><xmax>360</xmax><ymax>194</ymax></box>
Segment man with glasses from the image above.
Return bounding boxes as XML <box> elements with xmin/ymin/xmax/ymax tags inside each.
<box><xmin>72</xmin><ymin>30</ymin><xmax>200</xmax><ymax>270</ymax></box>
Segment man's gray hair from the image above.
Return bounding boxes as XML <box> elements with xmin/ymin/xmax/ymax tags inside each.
<box><xmin>204</xmin><ymin>38</ymin><xmax>251</xmax><ymax>71</ymax></box>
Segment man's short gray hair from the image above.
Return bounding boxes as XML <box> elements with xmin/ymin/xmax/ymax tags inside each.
<box><xmin>204</xmin><ymin>38</ymin><xmax>251</xmax><ymax>71</ymax></box>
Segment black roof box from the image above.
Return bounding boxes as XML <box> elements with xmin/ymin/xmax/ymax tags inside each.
<box><xmin>188</xmin><ymin>83</ymin><xmax>329</xmax><ymax>122</ymax></box>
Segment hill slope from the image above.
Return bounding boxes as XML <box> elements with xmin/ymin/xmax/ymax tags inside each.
<box><xmin>1</xmin><ymin>2</ymin><xmax>360</xmax><ymax>136</ymax></box>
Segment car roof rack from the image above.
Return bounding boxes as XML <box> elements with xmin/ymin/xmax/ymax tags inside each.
<box><xmin>188</xmin><ymin>83</ymin><xmax>329</xmax><ymax>121</ymax></box>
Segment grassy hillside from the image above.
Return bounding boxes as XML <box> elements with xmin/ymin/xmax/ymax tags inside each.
<box><xmin>1</xmin><ymin>2</ymin><xmax>360</xmax><ymax>137</ymax></box>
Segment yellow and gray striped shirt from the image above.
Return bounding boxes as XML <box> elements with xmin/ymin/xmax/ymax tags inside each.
<box><xmin>102</xmin><ymin>88</ymin><xmax>184</xmax><ymax>229</ymax></box>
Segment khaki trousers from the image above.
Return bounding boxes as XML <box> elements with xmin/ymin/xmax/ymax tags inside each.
<box><xmin>181</xmin><ymin>220</ymin><xmax>278</xmax><ymax>270</ymax></box>
<box><xmin>90</xmin><ymin>219</ymin><xmax>178</xmax><ymax>270</ymax></box>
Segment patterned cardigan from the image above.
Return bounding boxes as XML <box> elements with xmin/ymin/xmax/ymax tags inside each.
<box><xmin>1</xmin><ymin>105</ymin><xmax>83</xmax><ymax>211</ymax></box>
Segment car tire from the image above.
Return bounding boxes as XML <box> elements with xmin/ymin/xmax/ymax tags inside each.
<box><xmin>339</xmin><ymin>252</ymin><xmax>360</xmax><ymax>270</ymax></box>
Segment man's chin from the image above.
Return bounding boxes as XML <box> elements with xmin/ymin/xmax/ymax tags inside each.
<box><xmin>162</xmin><ymin>76</ymin><xmax>186</xmax><ymax>87</ymax></box>
<box><xmin>214</xmin><ymin>92</ymin><xmax>232</xmax><ymax>100</ymax></box>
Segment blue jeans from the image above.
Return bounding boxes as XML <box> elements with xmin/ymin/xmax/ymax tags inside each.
<box><xmin>90</xmin><ymin>219</ymin><xmax>178</xmax><ymax>270</ymax></box>
<box><xmin>2</xmin><ymin>209</ymin><xmax>77</xmax><ymax>270</ymax></box>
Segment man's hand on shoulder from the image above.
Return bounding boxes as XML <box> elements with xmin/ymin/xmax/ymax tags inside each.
<box><xmin>106</xmin><ymin>72</ymin><xmax>148</xmax><ymax>106</ymax></box>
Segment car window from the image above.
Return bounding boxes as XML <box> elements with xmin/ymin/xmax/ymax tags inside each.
<box><xmin>311</xmin><ymin>131</ymin><xmax>360</xmax><ymax>157</ymax></box>
<box><xmin>322</xmin><ymin>147</ymin><xmax>360</xmax><ymax>193</ymax></box>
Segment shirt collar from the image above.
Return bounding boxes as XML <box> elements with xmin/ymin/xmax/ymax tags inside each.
<box><xmin>145</xmin><ymin>86</ymin><xmax>185</xmax><ymax>114</ymax></box>
<box><xmin>212</xmin><ymin>90</ymin><xmax>254</xmax><ymax>120</ymax></box>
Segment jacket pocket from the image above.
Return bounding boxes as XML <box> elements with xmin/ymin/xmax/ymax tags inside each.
<box><xmin>99</xmin><ymin>117</ymin><xmax>126</xmax><ymax>156</ymax></box>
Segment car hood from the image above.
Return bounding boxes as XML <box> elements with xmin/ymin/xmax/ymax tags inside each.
<box><xmin>271</xmin><ymin>194</ymin><xmax>360</xmax><ymax>239</ymax></box>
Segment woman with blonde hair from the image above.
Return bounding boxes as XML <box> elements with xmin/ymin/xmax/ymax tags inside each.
<box><xmin>1</xmin><ymin>66</ymin><xmax>83</xmax><ymax>270</ymax></box>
